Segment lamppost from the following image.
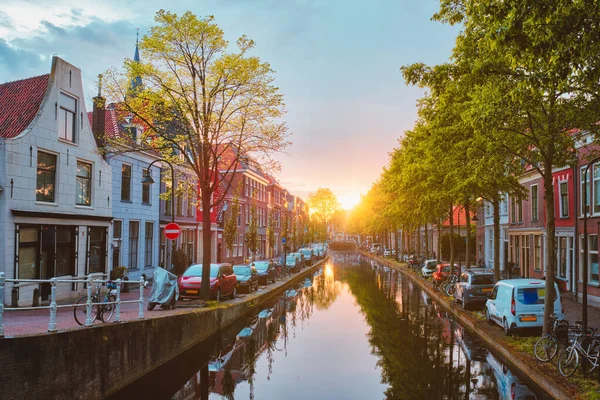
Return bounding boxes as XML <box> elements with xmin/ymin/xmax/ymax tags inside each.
<box><xmin>142</xmin><ymin>159</ymin><xmax>176</xmax><ymax>271</ymax></box>
<box><xmin>582</xmin><ymin>156</ymin><xmax>600</xmax><ymax>335</ymax></box>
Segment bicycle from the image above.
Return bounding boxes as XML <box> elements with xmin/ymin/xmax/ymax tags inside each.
<box><xmin>533</xmin><ymin>314</ymin><xmax>571</xmax><ymax>362</ymax></box>
<box><xmin>557</xmin><ymin>328</ymin><xmax>600</xmax><ymax>377</ymax></box>
<box><xmin>444</xmin><ymin>275</ymin><xmax>459</xmax><ymax>296</ymax></box>
<box><xmin>73</xmin><ymin>280</ymin><xmax>118</xmax><ymax>326</ymax></box>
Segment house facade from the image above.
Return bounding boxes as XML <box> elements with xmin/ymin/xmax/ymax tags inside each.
<box><xmin>0</xmin><ymin>57</ymin><xmax>113</xmax><ymax>305</ymax></box>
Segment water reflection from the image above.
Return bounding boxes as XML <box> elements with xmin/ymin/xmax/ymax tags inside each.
<box><xmin>114</xmin><ymin>253</ymin><xmax>547</xmax><ymax>400</ymax></box>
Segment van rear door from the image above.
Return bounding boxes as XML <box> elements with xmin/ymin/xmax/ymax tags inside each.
<box><xmin>515</xmin><ymin>284</ymin><xmax>547</xmax><ymax>323</ymax></box>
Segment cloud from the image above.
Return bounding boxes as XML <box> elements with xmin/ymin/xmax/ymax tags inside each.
<box><xmin>0</xmin><ymin>39</ymin><xmax>46</xmax><ymax>78</ymax></box>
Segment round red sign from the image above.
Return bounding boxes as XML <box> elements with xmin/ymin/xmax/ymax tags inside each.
<box><xmin>164</xmin><ymin>222</ymin><xmax>181</xmax><ymax>240</ymax></box>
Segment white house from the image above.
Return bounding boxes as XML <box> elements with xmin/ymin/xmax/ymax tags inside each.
<box><xmin>0</xmin><ymin>56</ymin><xmax>112</xmax><ymax>305</ymax></box>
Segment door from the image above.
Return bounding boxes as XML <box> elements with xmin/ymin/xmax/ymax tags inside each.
<box><xmin>488</xmin><ymin>284</ymin><xmax>500</xmax><ymax>321</ymax></box>
<box><xmin>40</xmin><ymin>226</ymin><xmax>56</xmax><ymax>300</ymax></box>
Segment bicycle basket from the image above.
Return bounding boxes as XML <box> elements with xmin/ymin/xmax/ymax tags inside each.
<box><xmin>555</xmin><ymin>321</ymin><xmax>569</xmax><ymax>342</ymax></box>
<box><xmin>107</xmin><ymin>282</ymin><xmax>117</xmax><ymax>290</ymax></box>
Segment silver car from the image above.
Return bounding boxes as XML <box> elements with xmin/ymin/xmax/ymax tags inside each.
<box><xmin>421</xmin><ymin>259</ymin><xmax>438</xmax><ymax>277</ymax></box>
<box><xmin>454</xmin><ymin>269</ymin><xmax>495</xmax><ymax>310</ymax></box>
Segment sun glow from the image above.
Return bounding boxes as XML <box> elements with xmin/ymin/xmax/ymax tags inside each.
<box><xmin>338</xmin><ymin>194</ymin><xmax>360</xmax><ymax>210</ymax></box>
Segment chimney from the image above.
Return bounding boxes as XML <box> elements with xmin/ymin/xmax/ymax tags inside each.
<box><xmin>92</xmin><ymin>74</ymin><xmax>106</xmax><ymax>151</ymax></box>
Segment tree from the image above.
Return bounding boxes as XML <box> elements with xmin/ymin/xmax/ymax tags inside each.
<box><xmin>105</xmin><ymin>11</ymin><xmax>289</xmax><ymax>299</ymax></box>
<box><xmin>246</xmin><ymin>204</ymin><xmax>259</xmax><ymax>261</ymax></box>
<box><xmin>223</xmin><ymin>198</ymin><xmax>240</xmax><ymax>262</ymax></box>
<box><xmin>308</xmin><ymin>188</ymin><xmax>340</xmax><ymax>241</ymax></box>
<box><xmin>267</xmin><ymin>210</ymin><xmax>275</xmax><ymax>258</ymax></box>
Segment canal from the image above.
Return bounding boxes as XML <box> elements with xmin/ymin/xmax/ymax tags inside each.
<box><xmin>109</xmin><ymin>253</ymin><xmax>550</xmax><ymax>400</ymax></box>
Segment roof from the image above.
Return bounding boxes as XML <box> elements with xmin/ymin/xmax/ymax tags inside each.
<box><xmin>441</xmin><ymin>206</ymin><xmax>476</xmax><ymax>227</ymax></box>
<box><xmin>0</xmin><ymin>74</ymin><xmax>50</xmax><ymax>139</ymax></box>
<box><xmin>87</xmin><ymin>105</ymin><xmax>123</xmax><ymax>139</ymax></box>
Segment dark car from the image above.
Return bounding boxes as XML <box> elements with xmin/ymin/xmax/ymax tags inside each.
<box><xmin>178</xmin><ymin>263</ymin><xmax>236</xmax><ymax>301</ymax></box>
<box><xmin>252</xmin><ymin>260</ymin><xmax>277</xmax><ymax>285</ymax></box>
<box><xmin>454</xmin><ymin>269</ymin><xmax>496</xmax><ymax>310</ymax></box>
<box><xmin>233</xmin><ymin>265</ymin><xmax>259</xmax><ymax>293</ymax></box>
<box><xmin>298</xmin><ymin>248</ymin><xmax>314</xmax><ymax>266</ymax></box>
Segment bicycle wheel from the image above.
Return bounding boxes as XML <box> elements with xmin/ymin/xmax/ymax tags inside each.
<box><xmin>73</xmin><ymin>296</ymin><xmax>98</xmax><ymax>326</ymax></box>
<box><xmin>100</xmin><ymin>294</ymin><xmax>116</xmax><ymax>322</ymax></box>
<box><xmin>581</xmin><ymin>338</ymin><xmax>600</xmax><ymax>374</ymax></box>
<box><xmin>558</xmin><ymin>347</ymin><xmax>579</xmax><ymax>377</ymax></box>
<box><xmin>534</xmin><ymin>335</ymin><xmax>558</xmax><ymax>362</ymax></box>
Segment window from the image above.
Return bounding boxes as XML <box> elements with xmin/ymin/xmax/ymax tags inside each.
<box><xmin>185</xmin><ymin>229</ymin><xmax>195</xmax><ymax>262</ymax></box>
<box><xmin>59</xmin><ymin>92</ymin><xmax>76</xmax><ymax>142</ymax></box>
<box><xmin>176</xmin><ymin>183</ymin><xmax>183</xmax><ymax>216</ymax></box>
<box><xmin>558</xmin><ymin>237</ymin><xmax>567</xmax><ymax>279</ymax></box>
<box><xmin>88</xmin><ymin>227</ymin><xmax>106</xmax><ymax>274</ymax></box>
<box><xmin>18</xmin><ymin>227</ymin><xmax>38</xmax><ymax>279</ymax></box>
<box><xmin>36</xmin><ymin>152</ymin><xmax>57</xmax><ymax>202</ymax></box>
<box><xmin>595</xmin><ymin>165</ymin><xmax>600</xmax><ymax>214</ymax></box>
<box><xmin>142</xmin><ymin>169</ymin><xmax>150</xmax><ymax>204</ymax></box>
<box><xmin>531</xmin><ymin>185</ymin><xmax>538</xmax><ymax>221</ymax></box>
<box><xmin>534</xmin><ymin>235</ymin><xmax>542</xmax><ymax>271</ymax></box>
<box><xmin>145</xmin><ymin>222</ymin><xmax>153</xmax><ymax>267</ymax></box>
<box><xmin>160</xmin><ymin>228</ymin><xmax>166</xmax><ymax>267</ymax></box>
<box><xmin>591</xmin><ymin>234</ymin><xmax>599</xmax><ymax>283</ymax></box>
<box><xmin>165</xmin><ymin>181</ymin><xmax>172</xmax><ymax>215</ymax></box>
<box><xmin>237</xmin><ymin>205</ymin><xmax>241</xmax><ymax>227</ymax></box>
<box><xmin>511</xmin><ymin>197</ymin><xmax>516</xmax><ymax>223</ymax></box>
<box><xmin>488</xmin><ymin>229</ymin><xmax>493</xmax><ymax>261</ymax></box>
<box><xmin>187</xmin><ymin>189</ymin><xmax>194</xmax><ymax>216</ymax></box>
<box><xmin>121</xmin><ymin>164</ymin><xmax>132</xmax><ymax>201</ymax></box>
<box><xmin>129</xmin><ymin>221</ymin><xmax>139</xmax><ymax>270</ymax></box>
<box><xmin>113</xmin><ymin>220</ymin><xmax>122</xmax><ymax>240</ymax></box>
<box><xmin>582</xmin><ymin>167</ymin><xmax>591</xmax><ymax>215</ymax></box>
<box><xmin>560</xmin><ymin>181</ymin><xmax>569</xmax><ymax>218</ymax></box>
<box><xmin>76</xmin><ymin>161</ymin><xmax>92</xmax><ymax>206</ymax></box>
<box><xmin>56</xmin><ymin>226</ymin><xmax>76</xmax><ymax>276</ymax></box>
<box><xmin>518</xmin><ymin>200</ymin><xmax>523</xmax><ymax>222</ymax></box>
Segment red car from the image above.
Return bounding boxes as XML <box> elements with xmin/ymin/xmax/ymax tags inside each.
<box><xmin>178</xmin><ymin>263</ymin><xmax>237</xmax><ymax>301</ymax></box>
<box><xmin>432</xmin><ymin>263</ymin><xmax>460</xmax><ymax>284</ymax></box>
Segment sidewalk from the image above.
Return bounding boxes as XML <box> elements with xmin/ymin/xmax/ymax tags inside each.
<box><xmin>561</xmin><ymin>292</ymin><xmax>600</xmax><ymax>328</ymax></box>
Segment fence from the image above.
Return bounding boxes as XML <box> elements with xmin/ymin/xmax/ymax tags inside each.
<box><xmin>0</xmin><ymin>272</ymin><xmax>147</xmax><ymax>338</ymax></box>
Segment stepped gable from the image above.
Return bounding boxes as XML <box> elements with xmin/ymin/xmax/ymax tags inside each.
<box><xmin>0</xmin><ymin>74</ymin><xmax>50</xmax><ymax>139</ymax></box>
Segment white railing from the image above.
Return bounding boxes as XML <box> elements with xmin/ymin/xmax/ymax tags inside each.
<box><xmin>0</xmin><ymin>272</ymin><xmax>147</xmax><ymax>338</ymax></box>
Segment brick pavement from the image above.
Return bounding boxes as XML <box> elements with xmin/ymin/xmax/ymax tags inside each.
<box><xmin>561</xmin><ymin>292</ymin><xmax>600</xmax><ymax>329</ymax></box>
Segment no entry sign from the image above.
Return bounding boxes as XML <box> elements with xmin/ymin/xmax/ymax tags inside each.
<box><xmin>164</xmin><ymin>222</ymin><xmax>181</xmax><ymax>240</ymax></box>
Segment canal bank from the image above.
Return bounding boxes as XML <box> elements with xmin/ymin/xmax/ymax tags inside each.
<box><xmin>0</xmin><ymin>258</ymin><xmax>329</xmax><ymax>400</ymax></box>
<box><xmin>363</xmin><ymin>252</ymin><xmax>574</xmax><ymax>400</ymax></box>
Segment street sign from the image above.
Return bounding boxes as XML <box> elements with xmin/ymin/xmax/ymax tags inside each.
<box><xmin>164</xmin><ymin>222</ymin><xmax>181</xmax><ymax>240</ymax></box>
<box><xmin>282</xmin><ymin>237</ymin><xmax>287</xmax><ymax>244</ymax></box>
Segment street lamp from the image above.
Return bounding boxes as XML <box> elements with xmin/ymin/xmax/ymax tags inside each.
<box><xmin>582</xmin><ymin>156</ymin><xmax>600</xmax><ymax>335</ymax></box>
<box><xmin>142</xmin><ymin>158</ymin><xmax>176</xmax><ymax>271</ymax></box>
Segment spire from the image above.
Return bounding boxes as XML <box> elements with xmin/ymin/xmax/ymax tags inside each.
<box><xmin>131</xmin><ymin>28</ymin><xmax>143</xmax><ymax>92</ymax></box>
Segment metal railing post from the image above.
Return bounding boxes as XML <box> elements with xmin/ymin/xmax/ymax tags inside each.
<box><xmin>48</xmin><ymin>278</ymin><xmax>57</xmax><ymax>332</ymax></box>
<box><xmin>85</xmin><ymin>276</ymin><xmax>93</xmax><ymax>327</ymax></box>
<box><xmin>115</xmin><ymin>279</ymin><xmax>121</xmax><ymax>323</ymax></box>
<box><xmin>138</xmin><ymin>276</ymin><xmax>145</xmax><ymax>319</ymax></box>
<box><xmin>0</xmin><ymin>272</ymin><xmax>5</xmax><ymax>338</ymax></box>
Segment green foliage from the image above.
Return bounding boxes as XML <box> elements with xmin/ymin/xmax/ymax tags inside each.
<box><xmin>245</xmin><ymin>204</ymin><xmax>259</xmax><ymax>258</ymax></box>
<box><xmin>267</xmin><ymin>211</ymin><xmax>275</xmax><ymax>253</ymax></box>
<box><xmin>173</xmin><ymin>248</ymin><xmax>189</xmax><ymax>276</ymax></box>
<box><xmin>223</xmin><ymin>198</ymin><xmax>240</xmax><ymax>259</ymax></box>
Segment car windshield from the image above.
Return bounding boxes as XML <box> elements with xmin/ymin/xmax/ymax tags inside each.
<box><xmin>183</xmin><ymin>264</ymin><xmax>220</xmax><ymax>278</ymax></box>
<box><xmin>286</xmin><ymin>256</ymin><xmax>296</xmax><ymax>261</ymax></box>
<box><xmin>426</xmin><ymin>261</ymin><xmax>436</xmax><ymax>268</ymax></box>
<box><xmin>442</xmin><ymin>266</ymin><xmax>450</xmax><ymax>272</ymax></box>
<box><xmin>233</xmin><ymin>266</ymin><xmax>251</xmax><ymax>276</ymax></box>
<box><xmin>471</xmin><ymin>275</ymin><xmax>495</xmax><ymax>285</ymax></box>
<box><xmin>300</xmin><ymin>249</ymin><xmax>311</xmax><ymax>255</ymax></box>
<box><xmin>253</xmin><ymin>262</ymin><xmax>270</xmax><ymax>271</ymax></box>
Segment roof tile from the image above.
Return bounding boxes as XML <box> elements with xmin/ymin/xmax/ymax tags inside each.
<box><xmin>0</xmin><ymin>74</ymin><xmax>50</xmax><ymax>139</ymax></box>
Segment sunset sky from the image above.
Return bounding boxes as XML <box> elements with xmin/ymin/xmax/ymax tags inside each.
<box><xmin>0</xmin><ymin>0</ymin><xmax>459</xmax><ymax>208</ymax></box>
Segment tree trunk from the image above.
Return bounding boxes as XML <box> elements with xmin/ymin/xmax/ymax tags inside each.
<box><xmin>425</xmin><ymin>223</ymin><xmax>429</xmax><ymax>259</ymax></box>
<box><xmin>543</xmin><ymin>167</ymin><xmax>557</xmax><ymax>335</ymax></box>
<box><xmin>465</xmin><ymin>200</ymin><xmax>471</xmax><ymax>269</ymax></box>
<box><xmin>437</xmin><ymin>219</ymin><xmax>442</xmax><ymax>263</ymax></box>
<box><xmin>200</xmin><ymin>187</ymin><xmax>213</xmax><ymax>300</ymax></box>
<box><xmin>449</xmin><ymin>205</ymin><xmax>455</xmax><ymax>274</ymax></box>
<box><xmin>493</xmin><ymin>196</ymin><xmax>501</xmax><ymax>282</ymax></box>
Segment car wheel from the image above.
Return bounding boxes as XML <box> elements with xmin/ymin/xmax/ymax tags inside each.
<box><xmin>503</xmin><ymin>318</ymin><xmax>512</xmax><ymax>336</ymax></box>
<box><xmin>485</xmin><ymin>308</ymin><xmax>492</xmax><ymax>324</ymax></box>
<box><xmin>216</xmin><ymin>288</ymin><xmax>221</xmax><ymax>302</ymax></box>
<box><xmin>231</xmin><ymin>286</ymin><xmax>237</xmax><ymax>300</ymax></box>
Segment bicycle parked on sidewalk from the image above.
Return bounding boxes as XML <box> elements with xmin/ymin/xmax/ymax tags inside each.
<box><xmin>73</xmin><ymin>280</ymin><xmax>118</xmax><ymax>326</ymax></box>
<box><xmin>557</xmin><ymin>326</ymin><xmax>600</xmax><ymax>377</ymax></box>
<box><xmin>533</xmin><ymin>313</ymin><xmax>572</xmax><ymax>362</ymax></box>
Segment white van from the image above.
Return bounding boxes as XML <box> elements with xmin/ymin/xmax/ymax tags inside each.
<box><xmin>485</xmin><ymin>279</ymin><xmax>563</xmax><ymax>335</ymax></box>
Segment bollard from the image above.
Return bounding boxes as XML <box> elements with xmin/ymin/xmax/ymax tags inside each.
<box><xmin>138</xmin><ymin>276</ymin><xmax>145</xmax><ymax>319</ymax></box>
<box><xmin>114</xmin><ymin>278</ymin><xmax>121</xmax><ymax>323</ymax></box>
<box><xmin>32</xmin><ymin>287</ymin><xmax>40</xmax><ymax>307</ymax></box>
<box><xmin>0</xmin><ymin>272</ymin><xmax>5</xmax><ymax>338</ymax></box>
<box><xmin>85</xmin><ymin>276</ymin><xmax>93</xmax><ymax>326</ymax></box>
<box><xmin>48</xmin><ymin>278</ymin><xmax>57</xmax><ymax>332</ymax></box>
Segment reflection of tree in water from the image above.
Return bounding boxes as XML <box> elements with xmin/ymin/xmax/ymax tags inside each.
<box><xmin>344</xmin><ymin>264</ymin><xmax>470</xmax><ymax>399</ymax></box>
<box><xmin>221</xmin><ymin>366</ymin><xmax>235</xmax><ymax>400</ymax></box>
<box><xmin>244</xmin><ymin>338</ymin><xmax>258</xmax><ymax>400</ymax></box>
<box><xmin>312</xmin><ymin>266</ymin><xmax>342</xmax><ymax>311</ymax></box>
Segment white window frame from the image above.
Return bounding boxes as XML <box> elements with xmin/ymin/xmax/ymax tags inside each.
<box><xmin>559</xmin><ymin>180</ymin><xmax>569</xmax><ymax>218</ymax></box>
<box><xmin>531</xmin><ymin>184</ymin><xmax>538</xmax><ymax>221</ymax></box>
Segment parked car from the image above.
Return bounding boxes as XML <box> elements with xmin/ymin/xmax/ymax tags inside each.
<box><xmin>233</xmin><ymin>265</ymin><xmax>259</xmax><ymax>293</ymax></box>
<box><xmin>485</xmin><ymin>279</ymin><xmax>564</xmax><ymax>335</ymax></box>
<box><xmin>288</xmin><ymin>252</ymin><xmax>305</xmax><ymax>269</ymax></box>
<box><xmin>421</xmin><ymin>259</ymin><xmax>438</xmax><ymax>277</ymax></box>
<box><xmin>454</xmin><ymin>269</ymin><xmax>495</xmax><ymax>310</ymax></box>
<box><xmin>432</xmin><ymin>263</ymin><xmax>460</xmax><ymax>285</ymax></box>
<box><xmin>285</xmin><ymin>254</ymin><xmax>300</xmax><ymax>273</ymax></box>
<box><xmin>299</xmin><ymin>248</ymin><xmax>315</xmax><ymax>266</ymax></box>
<box><xmin>178</xmin><ymin>263</ymin><xmax>236</xmax><ymax>301</ymax></box>
<box><xmin>252</xmin><ymin>260</ymin><xmax>277</xmax><ymax>285</ymax></box>
<box><xmin>370</xmin><ymin>243</ymin><xmax>382</xmax><ymax>253</ymax></box>
<box><xmin>383</xmin><ymin>248</ymin><xmax>391</xmax><ymax>257</ymax></box>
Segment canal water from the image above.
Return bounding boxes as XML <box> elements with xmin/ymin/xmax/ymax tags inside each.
<box><xmin>110</xmin><ymin>253</ymin><xmax>550</xmax><ymax>400</ymax></box>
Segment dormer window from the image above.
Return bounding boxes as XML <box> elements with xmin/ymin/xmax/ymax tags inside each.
<box><xmin>59</xmin><ymin>92</ymin><xmax>77</xmax><ymax>142</ymax></box>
